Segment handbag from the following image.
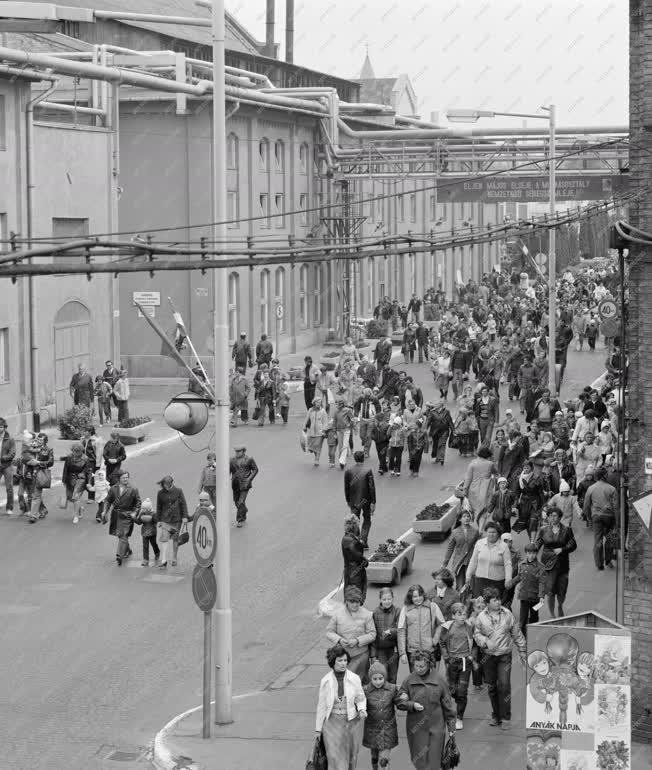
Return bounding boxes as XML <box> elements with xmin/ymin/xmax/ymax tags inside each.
<box><xmin>35</xmin><ymin>468</ymin><xmax>52</xmax><ymax>490</ymax></box>
<box><xmin>178</xmin><ymin>522</ymin><xmax>190</xmax><ymax>547</ymax></box>
<box><xmin>441</xmin><ymin>733</ymin><xmax>461</xmax><ymax>770</ymax></box>
<box><xmin>448</xmin><ymin>433</ymin><xmax>460</xmax><ymax>449</ymax></box>
<box><xmin>252</xmin><ymin>404</ymin><xmax>261</xmax><ymax>421</ymax></box>
<box><xmin>306</xmin><ymin>734</ymin><xmax>328</xmax><ymax>770</ymax></box>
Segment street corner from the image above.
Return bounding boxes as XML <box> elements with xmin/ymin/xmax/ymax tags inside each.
<box><xmin>153</xmin><ymin>704</ymin><xmax>203</xmax><ymax>770</ymax></box>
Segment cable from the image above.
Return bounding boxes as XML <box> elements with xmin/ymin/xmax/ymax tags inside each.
<box><xmin>11</xmin><ymin>138</ymin><xmax>629</xmax><ymax>243</ymax></box>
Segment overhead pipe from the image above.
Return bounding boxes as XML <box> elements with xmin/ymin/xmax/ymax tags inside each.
<box><xmin>0</xmin><ymin>65</ymin><xmax>60</xmax><ymax>81</ymax></box>
<box><xmin>93</xmin><ymin>10</ymin><xmax>211</xmax><ymax>26</ymax></box>
<box><xmin>38</xmin><ymin>101</ymin><xmax>106</xmax><ymax>117</ymax></box>
<box><xmin>224</xmin><ymin>66</ymin><xmax>273</xmax><ymax>88</ymax></box>
<box><xmin>0</xmin><ymin>46</ymin><xmax>213</xmax><ymax>95</ymax></box>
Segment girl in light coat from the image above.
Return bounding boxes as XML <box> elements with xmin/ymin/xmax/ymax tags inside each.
<box><xmin>304</xmin><ymin>397</ymin><xmax>329</xmax><ymax>466</ymax></box>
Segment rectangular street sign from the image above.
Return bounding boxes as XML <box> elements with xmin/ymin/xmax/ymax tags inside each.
<box><xmin>436</xmin><ymin>174</ymin><xmax>628</xmax><ymax>203</ymax></box>
<box><xmin>132</xmin><ymin>291</ymin><xmax>161</xmax><ymax>306</ymax></box>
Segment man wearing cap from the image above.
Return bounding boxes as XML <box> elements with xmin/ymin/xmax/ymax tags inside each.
<box><xmin>0</xmin><ymin>417</ymin><xmax>16</xmax><ymax>515</ymax></box>
<box><xmin>229</xmin><ymin>445</ymin><xmax>258</xmax><ymax>527</ymax></box>
<box><xmin>344</xmin><ymin>451</ymin><xmax>376</xmax><ymax>549</ymax></box>
<box><xmin>231</xmin><ymin>332</ymin><xmax>253</xmax><ymax>372</ymax></box>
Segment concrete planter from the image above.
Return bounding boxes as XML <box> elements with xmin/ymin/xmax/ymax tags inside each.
<box><xmin>366</xmin><ymin>543</ymin><xmax>416</xmax><ymax>585</ymax></box>
<box><xmin>114</xmin><ymin>423</ymin><xmax>150</xmax><ymax>445</ymax></box>
<box><xmin>412</xmin><ymin>495</ymin><xmax>461</xmax><ymax>542</ymax></box>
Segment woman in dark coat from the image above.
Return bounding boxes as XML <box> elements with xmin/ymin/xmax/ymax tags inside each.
<box><xmin>486</xmin><ymin>477</ymin><xmax>517</xmax><ymax>535</ymax></box>
<box><xmin>106</xmin><ymin>469</ymin><xmax>141</xmax><ymax>566</ymax></box>
<box><xmin>534</xmin><ymin>507</ymin><xmax>577</xmax><ymax>618</ymax></box>
<box><xmin>427</xmin><ymin>402</ymin><xmax>455</xmax><ymax>466</ymax></box>
<box><xmin>498</xmin><ymin>430</ymin><xmax>529</xmax><ymax>494</ymax></box>
<box><xmin>342</xmin><ymin>515</ymin><xmax>368</xmax><ymax>604</ymax></box>
<box><xmin>62</xmin><ymin>443</ymin><xmax>92</xmax><ymax>525</ymax></box>
<box><xmin>513</xmin><ymin>461</ymin><xmax>545</xmax><ymax>537</ymax></box>
<box><xmin>103</xmin><ymin>432</ymin><xmax>127</xmax><ymax>485</ymax></box>
<box><xmin>397</xmin><ymin>651</ymin><xmax>457</xmax><ymax>770</ymax></box>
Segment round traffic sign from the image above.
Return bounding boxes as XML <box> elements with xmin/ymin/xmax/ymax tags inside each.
<box><xmin>598</xmin><ymin>299</ymin><xmax>618</xmax><ymax>321</ymax></box>
<box><xmin>193</xmin><ymin>510</ymin><xmax>217</xmax><ymax>568</ymax></box>
<box><xmin>535</xmin><ymin>252</ymin><xmax>547</xmax><ymax>266</ymax></box>
<box><xmin>600</xmin><ymin>317</ymin><xmax>619</xmax><ymax>338</ymax></box>
<box><xmin>192</xmin><ymin>564</ymin><xmax>217</xmax><ymax>612</ymax></box>
<box><xmin>275</xmin><ymin>303</ymin><xmax>284</xmax><ymax>320</ymax></box>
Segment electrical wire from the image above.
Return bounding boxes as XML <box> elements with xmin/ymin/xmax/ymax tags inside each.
<box><xmin>7</xmin><ymin>138</ymin><xmax>629</xmax><ymax>244</ymax></box>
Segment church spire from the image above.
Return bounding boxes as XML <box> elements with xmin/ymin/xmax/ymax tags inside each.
<box><xmin>359</xmin><ymin>47</ymin><xmax>375</xmax><ymax>79</ymax></box>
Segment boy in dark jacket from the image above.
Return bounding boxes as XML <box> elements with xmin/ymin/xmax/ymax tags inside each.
<box><xmin>197</xmin><ymin>453</ymin><xmax>217</xmax><ymax>507</ymax></box>
<box><xmin>371</xmin><ymin>412</ymin><xmax>390</xmax><ymax>475</ymax></box>
<box><xmin>370</xmin><ymin>587</ymin><xmax>400</xmax><ymax>684</ymax></box>
<box><xmin>508</xmin><ymin>542</ymin><xmax>547</xmax><ymax>635</ymax></box>
<box><xmin>440</xmin><ymin>602</ymin><xmax>474</xmax><ymax>730</ymax></box>
<box><xmin>138</xmin><ymin>497</ymin><xmax>159</xmax><ymax>566</ymax></box>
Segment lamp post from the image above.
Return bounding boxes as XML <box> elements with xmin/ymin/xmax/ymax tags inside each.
<box><xmin>447</xmin><ymin>107</ymin><xmax>557</xmax><ymax>393</ymax></box>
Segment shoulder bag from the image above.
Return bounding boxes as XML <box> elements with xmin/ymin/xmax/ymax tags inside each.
<box><xmin>35</xmin><ymin>467</ymin><xmax>52</xmax><ymax>490</ymax></box>
<box><xmin>178</xmin><ymin>521</ymin><xmax>190</xmax><ymax>547</ymax></box>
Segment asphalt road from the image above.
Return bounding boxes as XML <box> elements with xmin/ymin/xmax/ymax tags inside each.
<box><xmin>0</xmin><ymin>345</ymin><xmax>608</xmax><ymax>770</ymax></box>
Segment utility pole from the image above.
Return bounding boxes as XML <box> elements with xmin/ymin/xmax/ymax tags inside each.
<box><xmin>546</xmin><ymin>104</ymin><xmax>557</xmax><ymax>394</ymax></box>
<box><xmin>211</xmin><ymin>0</ymin><xmax>232</xmax><ymax>725</ymax></box>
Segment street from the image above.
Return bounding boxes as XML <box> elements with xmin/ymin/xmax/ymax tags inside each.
<box><xmin>0</xmin><ymin>346</ymin><xmax>611</xmax><ymax>770</ymax></box>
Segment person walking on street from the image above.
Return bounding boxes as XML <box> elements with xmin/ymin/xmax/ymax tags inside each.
<box><xmin>315</xmin><ymin>643</ymin><xmax>367</xmax><ymax>770</ymax></box>
<box><xmin>197</xmin><ymin>452</ymin><xmax>217</xmax><ymax>507</ymax></box>
<box><xmin>113</xmin><ymin>370</ymin><xmax>130</xmax><ymax>423</ymax></box>
<box><xmin>362</xmin><ymin>660</ymin><xmax>402</xmax><ymax>770</ymax></box>
<box><xmin>94</xmin><ymin>375</ymin><xmax>113</xmax><ymax>425</ymax></box>
<box><xmin>69</xmin><ymin>364</ymin><xmax>94</xmax><ymax>409</ymax></box>
<box><xmin>342</xmin><ymin>515</ymin><xmax>368</xmax><ymax>603</ymax></box>
<box><xmin>582</xmin><ymin>466</ymin><xmax>618</xmax><ymax>570</ymax></box>
<box><xmin>344</xmin><ymin>451</ymin><xmax>376</xmax><ymax>549</ymax></box>
<box><xmin>304</xmin><ymin>397</ymin><xmax>329</xmax><ymax>466</ymax></box>
<box><xmin>373</xmin><ymin>337</ymin><xmax>393</xmax><ymax>372</ymax></box>
<box><xmin>229</xmin><ymin>367</ymin><xmax>250</xmax><ymax>426</ymax></box>
<box><xmin>303</xmin><ymin>355</ymin><xmax>320</xmax><ymax>411</ymax></box>
<box><xmin>103</xmin><ymin>431</ymin><xmax>127</xmax><ymax>485</ymax></box>
<box><xmin>232</xmin><ymin>332</ymin><xmax>254</xmax><ymax>372</ymax></box>
<box><xmin>156</xmin><ymin>475</ymin><xmax>189</xmax><ymax>568</ymax></box>
<box><xmin>0</xmin><ymin>417</ymin><xmax>16</xmax><ymax>515</ymax></box>
<box><xmin>473</xmin><ymin>586</ymin><xmax>526</xmax><ymax>731</ymax></box>
<box><xmin>326</xmin><ymin>586</ymin><xmax>376</xmax><ymax>684</ymax></box>
<box><xmin>229</xmin><ymin>445</ymin><xmax>259</xmax><ymax>527</ymax></box>
<box><xmin>102</xmin><ymin>360</ymin><xmax>120</xmax><ymax>409</ymax></box>
<box><xmin>442</xmin><ymin>509</ymin><xmax>480</xmax><ymax>591</ymax></box>
<box><xmin>407</xmin><ymin>417</ymin><xmax>428</xmax><ymax>477</ymax></box>
<box><xmin>354</xmin><ymin>388</ymin><xmax>381</xmax><ymax>459</ymax></box>
<box><xmin>106</xmin><ymin>470</ymin><xmax>141</xmax><ymax>566</ymax></box>
<box><xmin>510</xmin><ymin>542</ymin><xmax>547</xmax><ymax>636</ymax></box>
<box><xmin>533</xmin><ymin>507</ymin><xmax>577</xmax><ymax>617</ymax></box>
<box><xmin>474</xmin><ymin>384</ymin><xmax>499</xmax><ymax>445</ymax></box>
<box><xmin>62</xmin><ymin>443</ymin><xmax>92</xmax><ymax>524</ymax></box>
<box><xmin>427</xmin><ymin>401</ymin><xmax>454</xmax><ymax>466</ymax></box>
<box><xmin>371</xmin><ymin>410</ymin><xmax>390</xmax><ymax>476</ymax></box>
<box><xmin>415</xmin><ymin>321</ymin><xmax>429</xmax><ymax>362</ymax></box>
<box><xmin>370</xmin><ymin>588</ymin><xmax>401</xmax><ymax>685</ymax></box>
<box><xmin>464</xmin><ymin>521</ymin><xmax>513</xmax><ymax>598</ymax></box>
<box><xmin>137</xmin><ymin>497</ymin><xmax>159</xmax><ymax>566</ymax></box>
<box><xmin>28</xmin><ymin>433</ymin><xmax>54</xmax><ymax>523</ymax></box>
<box><xmin>255</xmin><ymin>333</ymin><xmax>273</xmax><ymax>367</ymax></box>
<box><xmin>397</xmin><ymin>584</ymin><xmax>445</xmax><ymax>672</ymax></box>
<box><xmin>440</xmin><ymin>601</ymin><xmax>475</xmax><ymax>731</ymax></box>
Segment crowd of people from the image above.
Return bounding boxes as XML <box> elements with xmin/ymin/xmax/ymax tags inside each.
<box><xmin>311</xmin><ymin>264</ymin><xmax>625</xmax><ymax>770</ymax></box>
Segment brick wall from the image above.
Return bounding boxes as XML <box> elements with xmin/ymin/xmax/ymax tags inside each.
<box><xmin>625</xmin><ymin>0</ymin><xmax>652</xmax><ymax>744</ymax></box>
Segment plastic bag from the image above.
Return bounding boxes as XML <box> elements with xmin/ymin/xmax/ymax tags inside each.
<box><xmin>318</xmin><ymin>581</ymin><xmax>344</xmax><ymax>618</ymax></box>
<box><xmin>300</xmin><ymin>431</ymin><xmax>307</xmax><ymax>453</ymax></box>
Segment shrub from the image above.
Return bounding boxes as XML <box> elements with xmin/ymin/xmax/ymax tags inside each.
<box><xmin>58</xmin><ymin>405</ymin><xmax>93</xmax><ymax>440</ymax></box>
<box><xmin>365</xmin><ymin>319</ymin><xmax>387</xmax><ymax>339</ymax></box>
<box><xmin>117</xmin><ymin>416</ymin><xmax>151</xmax><ymax>429</ymax></box>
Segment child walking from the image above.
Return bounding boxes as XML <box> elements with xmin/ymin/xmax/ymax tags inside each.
<box><xmin>95</xmin><ymin>376</ymin><xmax>113</xmax><ymax>425</ymax></box>
<box><xmin>362</xmin><ymin>661</ymin><xmax>402</xmax><ymax>770</ymax></box>
<box><xmin>88</xmin><ymin>467</ymin><xmax>110</xmax><ymax>523</ymax></box>
<box><xmin>138</xmin><ymin>497</ymin><xmax>160</xmax><ymax>566</ymax></box>
<box><xmin>370</xmin><ymin>588</ymin><xmax>400</xmax><ymax>684</ymax></box>
<box><xmin>440</xmin><ymin>601</ymin><xmax>474</xmax><ymax>731</ymax></box>
<box><xmin>197</xmin><ymin>453</ymin><xmax>216</xmax><ymax>507</ymax></box>
<box><xmin>510</xmin><ymin>542</ymin><xmax>547</xmax><ymax>636</ymax></box>
<box><xmin>276</xmin><ymin>381</ymin><xmax>290</xmax><ymax>424</ymax></box>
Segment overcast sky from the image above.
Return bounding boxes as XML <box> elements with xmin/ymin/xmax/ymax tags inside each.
<box><xmin>228</xmin><ymin>0</ymin><xmax>628</xmax><ymax>129</ymax></box>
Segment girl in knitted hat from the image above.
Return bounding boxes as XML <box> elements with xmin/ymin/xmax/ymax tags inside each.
<box><xmin>362</xmin><ymin>660</ymin><xmax>402</xmax><ymax>770</ymax></box>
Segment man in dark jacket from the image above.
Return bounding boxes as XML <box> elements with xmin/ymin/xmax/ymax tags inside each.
<box><xmin>415</xmin><ymin>321</ymin><xmax>430</xmax><ymax>362</ymax></box>
<box><xmin>69</xmin><ymin>364</ymin><xmax>94</xmax><ymax>408</ymax></box>
<box><xmin>103</xmin><ymin>431</ymin><xmax>127</xmax><ymax>485</ymax></box>
<box><xmin>0</xmin><ymin>417</ymin><xmax>16</xmax><ymax>514</ymax></box>
<box><xmin>156</xmin><ymin>474</ymin><xmax>189</xmax><ymax>568</ymax></box>
<box><xmin>255</xmin><ymin>334</ymin><xmax>274</xmax><ymax>367</ymax></box>
<box><xmin>344</xmin><ymin>450</ymin><xmax>376</xmax><ymax>549</ymax></box>
<box><xmin>106</xmin><ymin>470</ymin><xmax>141</xmax><ymax>566</ymax></box>
<box><xmin>427</xmin><ymin>402</ymin><xmax>455</xmax><ymax>465</ymax></box>
<box><xmin>371</xmin><ymin>411</ymin><xmax>390</xmax><ymax>476</ymax></box>
<box><xmin>229</xmin><ymin>445</ymin><xmax>259</xmax><ymax>527</ymax></box>
<box><xmin>474</xmin><ymin>385</ymin><xmax>499</xmax><ymax>444</ymax></box>
<box><xmin>373</xmin><ymin>337</ymin><xmax>393</xmax><ymax>371</ymax></box>
<box><xmin>357</xmin><ymin>356</ymin><xmax>378</xmax><ymax>389</ymax></box>
<box><xmin>498</xmin><ymin>431</ymin><xmax>530</xmax><ymax>493</ymax></box>
<box><xmin>232</xmin><ymin>333</ymin><xmax>253</xmax><ymax>372</ymax></box>
<box><xmin>354</xmin><ymin>388</ymin><xmax>381</xmax><ymax>458</ymax></box>
<box><xmin>103</xmin><ymin>360</ymin><xmax>120</xmax><ymax>408</ymax></box>
<box><xmin>450</xmin><ymin>345</ymin><xmax>471</xmax><ymax>400</ymax></box>
<box><xmin>407</xmin><ymin>293</ymin><xmax>422</xmax><ymax>322</ymax></box>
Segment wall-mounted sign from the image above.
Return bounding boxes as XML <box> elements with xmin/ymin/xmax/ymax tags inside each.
<box><xmin>137</xmin><ymin>306</ymin><xmax>155</xmax><ymax>318</ymax></box>
<box><xmin>132</xmin><ymin>291</ymin><xmax>161</xmax><ymax>306</ymax></box>
<box><xmin>195</xmin><ymin>287</ymin><xmax>209</xmax><ymax>298</ymax></box>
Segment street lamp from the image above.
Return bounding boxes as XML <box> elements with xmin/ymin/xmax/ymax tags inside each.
<box><xmin>447</xmin><ymin>106</ymin><xmax>557</xmax><ymax>393</ymax></box>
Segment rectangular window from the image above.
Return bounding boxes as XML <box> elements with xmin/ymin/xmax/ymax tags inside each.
<box><xmin>0</xmin><ymin>328</ymin><xmax>8</xmax><ymax>384</ymax></box>
<box><xmin>259</xmin><ymin>194</ymin><xmax>270</xmax><ymax>227</ymax></box>
<box><xmin>227</xmin><ymin>191</ymin><xmax>239</xmax><ymax>229</ymax></box>
<box><xmin>258</xmin><ymin>140</ymin><xmax>268</xmax><ymax>170</ymax></box>
<box><xmin>299</xmin><ymin>193</ymin><xmax>308</xmax><ymax>226</ymax></box>
<box><xmin>429</xmin><ymin>195</ymin><xmax>436</xmax><ymax>221</ymax></box>
<box><xmin>274</xmin><ymin>194</ymin><xmax>285</xmax><ymax>228</ymax></box>
<box><xmin>299</xmin><ymin>144</ymin><xmax>308</xmax><ymax>174</ymax></box>
<box><xmin>0</xmin><ymin>95</ymin><xmax>5</xmax><ymax>151</ymax></box>
<box><xmin>52</xmin><ymin>217</ymin><xmax>89</xmax><ymax>261</ymax></box>
<box><xmin>227</xmin><ymin>134</ymin><xmax>238</xmax><ymax>169</ymax></box>
<box><xmin>409</xmin><ymin>193</ymin><xmax>417</xmax><ymax>223</ymax></box>
<box><xmin>437</xmin><ymin>202</ymin><xmax>447</xmax><ymax>222</ymax></box>
<box><xmin>399</xmin><ymin>194</ymin><xmax>405</xmax><ymax>222</ymax></box>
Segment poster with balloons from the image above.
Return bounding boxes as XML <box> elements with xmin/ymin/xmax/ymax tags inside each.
<box><xmin>525</xmin><ymin>616</ymin><xmax>630</xmax><ymax>770</ymax></box>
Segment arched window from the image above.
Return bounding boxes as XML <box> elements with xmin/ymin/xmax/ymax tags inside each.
<box><xmin>312</xmin><ymin>264</ymin><xmax>322</xmax><ymax>325</ymax></box>
<box><xmin>228</xmin><ymin>272</ymin><xmax>239</xmax><ymax>342</ymax></box>
<box><xmin>366</xmin><ymin>257</ymin><xmax>374</xmax><ymax>312</ymax></box>
<box><xmin>258</xmin><ymin>138</ymin><xmax>269</xmax><ymax>170</ymax></box>
<box><xmin>274</xmin><ymin>139</ymin><xmax>285</xmax><ymax>172</ymax></box>
<box><xmin>299</xmin><ymin>264</ymin><xmax>309</xmax><ymax>326</ymax></box>
<box><xmin>227</xmin><ymin>133</ymin><xmax>239</xmax><ymax>169</ymax></box>
<box><xmin>275</xmin><ymin>267</ymin><xmax>286</xmax><ymax>333</ymax></box>
<box><xmin>260</xmin><ymin>269</ymin><xmax>270</xmax><ymax>336</ymax></box>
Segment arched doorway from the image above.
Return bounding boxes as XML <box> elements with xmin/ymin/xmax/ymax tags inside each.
<box><xmin>54</xmin><ymin>301</ymin><xmax>91</xmax><ymax>416</ymax></box>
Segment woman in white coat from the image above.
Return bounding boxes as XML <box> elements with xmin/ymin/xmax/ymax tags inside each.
<box><xmin>304</xmin><ymin>396</ymin><xmax>329</xmax><ymax>466</ymax></box>
<box><xmin>316</xmin><ymin>644</ymin><xmax>367</xmax><ymax>770</ymax></box>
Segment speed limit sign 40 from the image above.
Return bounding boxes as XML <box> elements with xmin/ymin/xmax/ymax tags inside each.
<box><xmin>193</xmin><ymin>510</ymin><xmax>217</xmax><ymax>567</ymax></box>
<box><xmin>598</xmin><ymin>299</ymin><xmax>618</xmax><ymax>321</ymax></box>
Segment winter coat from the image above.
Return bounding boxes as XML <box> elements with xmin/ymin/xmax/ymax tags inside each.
<box><xmin>534</xmin><ymin>523</ymin><xmax>577</xmax><ymax>574</ymax></box>
<box><xmin>362</xmin><ymin>682</ymin><xmax>401</xmax><ymax>750</ymax></box>
<box><xmin>344</xmin><ymin>465</ymin><xmax>376</xmax><ymax>508</ymax></box>
<box><xmin>509</xmin><ymin>559</ymin><xmax>546</xmax><ymax>603</ymax></box>
<box><xmin>427</xmin><ymin>406</ymin><xmax>454</xmax><ymax>437</ymax></box>
<box><xmin>106</xmin><ymin>483</ymin><xmax>141</xmax><ymax>537</ymax></box>
<box><xmin>473</xmin><ymin>607</ymin><xmax>526</xmax><ymax>659</ymax></box>
<box><xmin>0</xmin><ymin>433</ymin><xmax>16</xmax><ymax>470</ymax></box>
<box><xmin>304</xmin><ymin>407</ymin><xmax>329</xmax><ymax>438</ymax></box>
<box><xmin>103</xmin><ymin>439</ymin><xmax>126</xmax><ymax>466</ymax></box>
<box><xmin>371</xmin><ymin>605</ymin><xmax>401</xmax><ymax>655</ymax></box>
<box><xmin>397</xmin><ymin>601</ymin><xmax>444</xmax><ymax>656</ymax></box>
<box><xmin>442</xmin><ymin>524</ymin><xmax>480</xmax><ymax>576</ymax></box>
<box><xmin>232</xmin><ymin>340</ymin><xmax>252</xmax><ymax>365</ymax></box>
<box><xmin>156</xmin><ymin>486</ymin><xmax>189</xmax><ymax>528</ymax></box>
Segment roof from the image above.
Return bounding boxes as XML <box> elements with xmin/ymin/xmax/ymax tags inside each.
<box><xmin>359</xmin><ymin>52</ymin><xmax>375</xmax><ymax>79</ymax></box>
<box><xmin>23</xmin><ymin>0</ymin><xmax>264</xmax><ymax>53</ymax></box>
<box><xmin>356</xmin><ymin>77</ymin><xmax>398</xmax><ymax>106</ymax></box>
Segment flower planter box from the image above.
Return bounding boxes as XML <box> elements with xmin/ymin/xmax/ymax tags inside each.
<box><xmin>412</xmin><ymin>495</ymin><xmax>461</xmax><ymax>542</ymax></box>
<box><xmin>113</xmin><ymin>424</ymin><xmax>150</xmax><ymax>445</ymax></box>
<box><xmin>366</xmin><ymin>543</ymin><xmax>416</xmax><ymax>586</ymax></box>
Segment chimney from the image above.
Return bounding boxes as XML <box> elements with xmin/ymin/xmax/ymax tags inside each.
<box><xmin>285</xmin><ymin>0</ymin><xmax>294</xmax><ymax>64</ymax></box>
<box><xmin>266</xmin><ymin>0</ymin><xmax>275</xmax><ymax>58</ymax></box>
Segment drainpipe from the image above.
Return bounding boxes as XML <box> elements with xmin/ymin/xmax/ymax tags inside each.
<box><xmin>26</xmin><ymin>74</ymin><xmax>59</xmax><ymax>432</ymax></box>
<box><xmin>285</xmin><ymin>0</ymin><xmax>294</xmax><ymax>64</ymax></box>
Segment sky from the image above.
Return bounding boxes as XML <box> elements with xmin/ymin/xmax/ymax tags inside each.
<box><xmin>228</xmin><ymin>0</ymin><xmax>628</xmax><ymax>129</ymax></box>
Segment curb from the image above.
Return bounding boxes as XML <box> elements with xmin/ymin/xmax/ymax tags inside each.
<box><xmin>153</xmin><ymin>691</ymin><xmax>263</xmax><ymax>770</ymax></box>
